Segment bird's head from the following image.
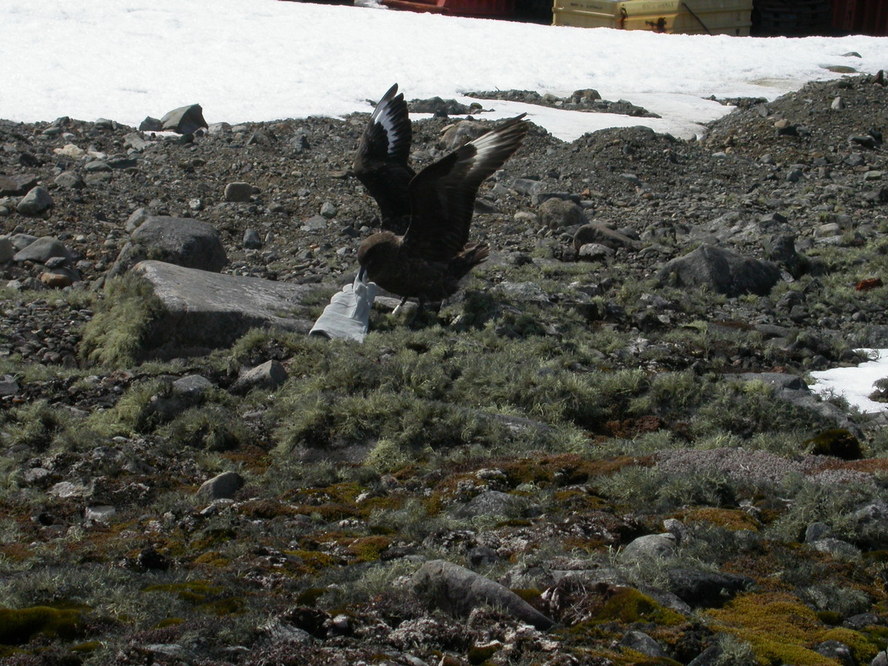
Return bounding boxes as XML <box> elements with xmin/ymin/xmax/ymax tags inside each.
<box><xmin>357</xmin><ymin>231</ymin><xmax>400</xmax><ymax>280</ymax></box>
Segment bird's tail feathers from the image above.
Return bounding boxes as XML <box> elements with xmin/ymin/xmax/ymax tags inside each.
<box><xmin>451</xmin><ymin>242</ymin><xmax>489</xmax><ymax>278</ymax></box>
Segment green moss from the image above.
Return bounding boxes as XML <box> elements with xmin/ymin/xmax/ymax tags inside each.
<box><xmin>593</xmin><ymin>588</ymin><xmax>685</xmax><ymax>626</ymax></box>
<box><xmin>468</xmin><ymin>641</ymin><xmax>503</xmax><ymax>664</ymax></box>
<box><xmin>88</xmin><ymin>377</ymin><xmax>171</xmax><ymax>435</ymax></box>
<box><xmin>284</xmin><ymin>550</ymin><xmax>338</xmax><ymax>574</ymax></box>
<box><xmin>228</xmin><ymin>327</ymin><xmax>324</xmax><ymax>369</ymax></box>
<box><xmin>365</xmin><ymin>437</ymin><xmax>417</xmax><ymax>473</ymax></box>
<box><xmin>292</xmin><ymin>503</ymin><xmax>358</xmax><ymax>521</ymax></box>
<box><xmin>200</xmin><ymin>596</ymin><xmax>245</xmax><ymax>616</ymax></box>
<box><xmin>142</xmin><ymin>581</ymin><xmax>244</xmax><ymax>617</ymax></box>
<box><xmin>162</xmin><ymin>404</ymin><xmax>251</xmax><ymax>451</ymax></box>
<box><xmin>678</xmin><ymin>507</ymin><xmax>761</xmax><ymax>532</ymax></box>
<box><xmin>78</xmin><ymin>273</ymin><xmax>167</xmax><ymax>368</ymax></box>
<box><xmin>0</xmin><ymin>606</ymin><xmax>85</xmax><ymax>645</ymax></box>
<box><xmin>551</xmin><ymin>488</ymin><xmax>609</xmax><ymax>513</ymax></box>
<box><xmin>295</xmin><ymin>588</ymin><xmax>327</xmax><ymax>606</ymax></box>
<box><xmin>694</xmin><ymin>379</ymin><xmax>832</xmax><ymax>440</ymax></box>
<box><xmin>815</xmin><ymin>610</ymin><xmax>843</xmax><ymax>626</ymax></box>
<box><xmin>345</xmin><ymin>536</ymin><xmax>392</xmax><ymax>562</ymax></box>
<box><xmin>706</xmin><ymin>592</ymin><xmax>872</xmax><ymax>666</ymax></box>
<box><xmin>143</xmin><ymin>580</ymin><xmax>222</xmax><ymax>604</ymax></box>
<box><xmin>511</xmin><ymin>588</ymin><xmax>543</xmax><ymax>605</ymax></box>
<box><xmin>188</xmin><ymin>527</ymin><xmax>238</xmax><ymax>553</ymax></box>
<box><xmin>3</xmin><ymin>400</ymin><xmax>71</xmax><ymax>451</ymax></box>
<box><xmin>192</xmin><ymin>551</ymin><xmax>231</xmax><ymax>567</ymax></box>
<box><xmin>818</xmin><ymin>627</ymin><xmax>880</xmax><ymax>664</ymax></box>
<box><xmin>559</xmin><ymin>587</ymin><xmax>686</xmax><ymax>643</ymax></box>
<box><xmin>70</xmin><ymin>640</ymin><xmax>103</xmax><ymax>653</ymax></box>
<box><xmin>617</xmin><ymin>648</ymin><xmax>682</xmax><ymax>665</ymax></box>
<box><xmin>805</xmin><ymin>428</ymin><xmax>862</xmax><ymax>460</ymax></box>
<box><xmin>236</xmin><ymin>499</ymin><xmax>296</xmax><ymax>520</ymax></box>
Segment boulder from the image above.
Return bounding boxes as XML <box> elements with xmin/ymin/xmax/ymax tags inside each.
<box><xmin>125</xmin><ymin>207</ymin><xmax>151</xmax><ymax>232</ymax></box>
<box><xmin>243</xmin><ymin>229</ymin><xmax>262</xmax><ymax>249</ymax></box>
<box><xmin>8</xmin><ymin>234</ymin><xmax>38</xmax><ymax>251</ymax></box>
<box><xmin>665</xmin><ymin>568</ymin><xmax>753</xmax><ymax>607</ymax></box>
<box><xmin>161</xmin><ymin>104</ymin><xmax>208</xmax><ymax>135</ymax></box>
<box><xmin>12</xmin><ymin>237</ymin><xmax>72</xmax><ymax>264</ymax></box>
<box><xmin>16</xmin><ymin>186</ymin><xmax>53</xmax><ymax>216</ymax></box>
<box><xmin>0</xmin><ymin>375</ymin><xmax>20</xmax><ymax>396</ymax></box>
<box><xmin>412</xmin><ymin>559</ymin><xmax>554</xmax><ymax>630</ymax></box>
<box><xmin>0</xmin><ymin>174</ymin><xmax>38</xmax><ymax>196</ymax></box>
<box><xmin>813</xmin><ymin>640</ymin><xmax>856</xmax><ymax>666</ymax></box>
<box><xmin>577</xmin><ymin>243</ymin><xmax>615</xmax><ymax>262</ymax></box>
<box><xmin>196</xmin><ymin>471</ymin><xmax>244</xmax><ymax>500</ymax></box>
<box><xmin>39</xmin><ymin>269</ymin><xmax>78</xmax><ymax>288</ymax></box>
<box><xmin>54</xmin><ymin>171</ymin><xmax>85</xmax><ymax>189</ymax></box>
<box><xmin>809</xmin><ymin>538</ymin><xmax>861</xmax><ymax>561</ymax></box>
<box><xmin>538</xmin><ymin>197</ymin><xmax>586</xmax><ymax>229</ymax></box>
<box><xmin>657</xmin><ymin>244</ymin><xmax>781</xmax><ymax>296</ymax></box>
<box><xmin>620</xmin><ymin>630</ymin><xmax>668</xmax><ymax>658</ymax></box>
<box><xmin>231</xmin><ymin>360</ymin><xmax>288</xmax><ymax>393</ymax></box>
<box><xmin>131</xmin><ymin>260</ymin><xmax>316</xmax><ymax>354</ymax></box>
<box><xmin>726</xmin><ymin>373</ymin><xmax>862</xmax><ymax>437</ymax></box>
<box><xmin>110</xmin><ymin>215</ymin><xmax>228</xmax><ymax>277</ymax></box>
<box><xmin>0</xmin><ymin>237</ymin><xmax>14</xmax><ymax>263</ymax></box>
<box><xmin>140</xmin><ymin>117</ymin><xmax>163</xmax><ymax>132</ymax></box>
<box><xmin>224</xmin><ymin>182</ymin><xmax>255</xmax><ymax>202</ymax></box>
<box><xmin>451</xmin><ymin>490</ymin><xmax>533</xmax><ymax>520</ymax></box>
<box><xmin>850</xmin><ymin>501</ymin><xmax>888</xmax><ymax>550</ymax></box>
<box><xmin>511</xmin><ymin>178</ymin><xmax>543</xmax><ymax>198</ymax></box>
<box><xmin>172</xmin><ymin>375</ymin><xmax>215</xmax><ymax>400</ymax></box>
<box><xmin>687</xmin><ymin>645</ymin><xmax>725</xmax><ymax>666</ymax></box>
<box><xmin>765</xmin><ymin>233</ymin><xmax>811</xmax><ymax>278</ymax></box>
<box><xmin>620</xmin><ymin>533</ymin><xmax>677</xmax><ymax>561</ymax></box>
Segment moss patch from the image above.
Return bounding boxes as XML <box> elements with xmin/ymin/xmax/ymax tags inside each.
<box><xmin>143</xmin><ymin>581</ymin><xmax>245</xmax><ymax>617</ymax></box>
<box><xmin>805</xmin><ymin>428</ymin><xmax>863</xmax><ymax>460</ymax></box>
<box><xmin>143</xmin><ymin>580</ymin><xmax>223</xmax><ymax>604</ymax></box>
<box><xmin>706</xmin><ymin>592</ymin><xmax>881</xmax><ymax>665</ymax></box>
<box><xmin>677</xmin><ymin>507</ymin><xmax>761</xmax><ymax>532</ymax></box>
<box><xmin>0</xmin><ymin>606</ymin><xmax>85</xmax><ymax>645</ymax></box>
<box><xmin>344</xmin><ymin>535</ymin><xmax>392</xmax><ymax>562</ymax></box>
<box><xmin>78</xmin><ymin>273</ymin><xmax>166</xmax><ymax>367</ymax></box>
<box><xmin>594</xmin><ymin>588</ymin><xmax>686</xmax><ymax>626</ymax></box>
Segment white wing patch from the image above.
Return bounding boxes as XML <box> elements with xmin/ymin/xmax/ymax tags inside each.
<box><xmin>370</xmin><ymin>85</ymin><xmax>402</xmax><ymax>160</ymax></box>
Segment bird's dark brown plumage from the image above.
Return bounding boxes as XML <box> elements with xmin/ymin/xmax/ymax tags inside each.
<box><xmin>356</xmin><ymin>91</ymin><xmax>528</xmax><ymax>306</ymax></box>
<box><xmin>352</xmin><ymin>83</ymin><xmax>415</xmax><ymax>234</ymax></box>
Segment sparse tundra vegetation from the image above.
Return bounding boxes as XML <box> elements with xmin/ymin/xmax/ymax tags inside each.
<box><xmin>0</xmin><ymin>73</ymin><xmax>887</xmax><ymax>665</ymax></box>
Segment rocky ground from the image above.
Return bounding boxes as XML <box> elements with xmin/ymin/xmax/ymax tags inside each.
<box><xmin>0</xmin><ymin>71</ymin><xmax>887</xmax><ymax>665</ymax></box>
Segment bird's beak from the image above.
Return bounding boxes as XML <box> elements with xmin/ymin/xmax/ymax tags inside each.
<box><xmin>357</xmin><ymin>266</ymin><xmax>367</xmax><ymax>283</ymax></box>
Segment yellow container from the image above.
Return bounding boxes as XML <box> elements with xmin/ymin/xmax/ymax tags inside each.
<box><xmin>552</xmin><ymin>0</ymin><xmax>752</xmax><ymax>35</ymax></box>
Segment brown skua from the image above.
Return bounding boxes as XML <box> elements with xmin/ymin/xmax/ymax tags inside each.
<box><xmin>355</xmin><ymin>85</ymin><xmax>528</xmax><ymax>313</ymax></box>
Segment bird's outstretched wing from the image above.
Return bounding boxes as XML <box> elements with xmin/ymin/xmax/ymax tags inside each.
<box><xmin>353</xmin><ymin>83</ymin><xmax>415</xmax><ymax>229</ymax></box>
<box><xmin>403</xmin><ymin>114</ymin><xmax>528</xmax><ymax>263</ymax></box>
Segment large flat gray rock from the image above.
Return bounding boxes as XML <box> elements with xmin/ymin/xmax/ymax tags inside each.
<box><xmin>132</xmin><ymin>260</ymin><xmax>317</xmax><ymax>354</ymax></box>
<box><xmin>412</xmin><ymin>559</ymin><xmax>554</xmax><ymax>630</ymax></box>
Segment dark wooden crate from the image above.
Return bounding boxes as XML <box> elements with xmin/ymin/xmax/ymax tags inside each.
<box><xmin>752</xmin><ymin>0</ymin><xmax>831</xmax><ymax>35</ymax></box>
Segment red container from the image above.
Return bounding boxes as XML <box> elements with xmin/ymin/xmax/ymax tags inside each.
<box><xmin>381</xmin><ymin>0</ymin><xmax>515</xmax><ymax>17</ymax></box>
<box><xmin>832</xmin><ymin>0</ymin><xmax>888</xmax><ymax>36</ymax></box>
